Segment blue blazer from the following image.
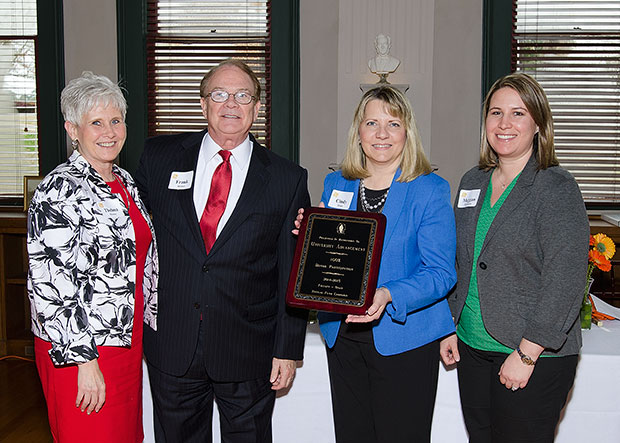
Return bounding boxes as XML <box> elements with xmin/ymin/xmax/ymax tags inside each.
<box><xmin>318</xmin><ymin>169</ymin><xmax>457</xmax><ymax>356</ymax></box>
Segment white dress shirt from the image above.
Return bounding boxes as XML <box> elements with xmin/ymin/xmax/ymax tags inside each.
<box><xmin>193</xmin><ymin>133</ymin><xmax>253</xmax><ymax>237</ymax></box>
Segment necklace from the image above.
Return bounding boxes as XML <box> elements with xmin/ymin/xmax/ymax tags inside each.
<box><xmin>497</xmin><ymin>174</ymin><xmax>507</xmax><ymax>189</ymax></box>
<box><xmin>494</xmin><ymin>168</ymin><xmax>510</xmax><ymax>189</ymax></box>
<box><xmin>360</xmin><ymin>179</ymin><xmax>389</xmax><ymax>212</ymax></box>
<box><xmin>113</xmin><ymin>173</ymin><xmax>131</xmax><ymax>210</ymax></box>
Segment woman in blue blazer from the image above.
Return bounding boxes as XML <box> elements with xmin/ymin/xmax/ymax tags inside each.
<box><xmin>311</xmin><ymin>86</ymin><xmax>456</xmax><ymax>442</ymax></box>
<box><xmin>440</xmin><ymin>73</ymin><xmax>589</xmax><ymax>442</ymax></box>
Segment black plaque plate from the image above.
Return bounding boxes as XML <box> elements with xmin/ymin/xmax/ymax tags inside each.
<box><xmin>286</xmin><ymin>207</ymin><xmax>386</xmax><ymax>314</ymax></box>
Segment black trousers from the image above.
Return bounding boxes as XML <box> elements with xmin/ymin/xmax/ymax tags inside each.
<box><xmin>326</xmin><ymin>335</ymin><xmax>440</xmax><ymax>443</ymax></box>
<box><xmin>147</xmin><ymin>323</ymin><xmax>276</xmax><ymax>443</ymax></box>
<box><xmin>457</xmin><ymin>339</ymin><xmax>578</xmax><ymax>443</ymax></box>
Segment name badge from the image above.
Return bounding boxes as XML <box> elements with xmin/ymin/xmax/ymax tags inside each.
<box><xmin>168</xmin><ymin>171</ymin><xmax>194</xmax><ymax>190</ymax></box>
<box><xmin>327</xmin><ymin>190</ymin><xmax>354</xmax><ymax>209</ymax></box>
<box><xmin>457</xmin><ymin>189</ymin><xmax>481</xmax><ymax>208</ymax></box>
<box><xmin>95</xmin><ymin>201</ymin><xmax>121</xmax><ymax>214</ymax></box>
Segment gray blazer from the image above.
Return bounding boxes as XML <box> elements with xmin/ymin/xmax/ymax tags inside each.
<box><xmin>449</xmin><ymin>153</ymin><xmax>589</xmax><ymax>356</ymax></box>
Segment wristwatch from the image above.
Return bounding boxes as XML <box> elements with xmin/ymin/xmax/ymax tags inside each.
<box><xmin>516</xmin><ymin>347</ymin><xmax>536</xmax><ymax>366</ymax></box>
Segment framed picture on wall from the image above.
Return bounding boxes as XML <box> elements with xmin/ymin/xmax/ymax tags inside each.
<box><xmin>23</xmin><ymin>176</ymin><xmax>43</xmax><ymax>211</ymax></box>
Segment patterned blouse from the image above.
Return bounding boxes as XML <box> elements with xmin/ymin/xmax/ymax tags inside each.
<box><xmin>27</xmin><ymin>151</ymin><xmax>159</xmax><ymax>366</ymax></box>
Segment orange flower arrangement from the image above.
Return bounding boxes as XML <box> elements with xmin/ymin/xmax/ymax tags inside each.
<box><xmin>583</xmin><ymin>233</ymin><xmax>616</xmax><ymax>326</ymax></box>
<box><xmin>587</xmin><ymin>233</ymin><xmax>616</xmax><ymax>280</ymax></box>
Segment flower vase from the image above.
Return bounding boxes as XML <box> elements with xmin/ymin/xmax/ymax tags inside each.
<box><xmin>580</xmin><ymin>297</ymin><xmax>592</xmax><ymax>330</ymax></box>
<box><xmin>580</xmin><ymin>278</ymin><xmax>594</xmax><ymax>330</ymax></box>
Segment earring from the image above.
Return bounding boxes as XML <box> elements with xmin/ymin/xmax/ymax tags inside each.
<box><xmin>71</xmin><ymin>139</ymin><xmax>78</xmax><ymax>149</ymax></box>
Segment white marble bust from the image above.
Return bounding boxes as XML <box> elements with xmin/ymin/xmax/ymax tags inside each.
<box><xmin>368</xmin><ymin>34</ymin><xmax>400</xmax><ymax>75</ymax></box>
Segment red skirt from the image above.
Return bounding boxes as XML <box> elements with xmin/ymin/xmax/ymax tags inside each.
<box><xmin>35</xmin><ymin>337</ymin><xmax>144</xmax><ymax>443</ymax></box>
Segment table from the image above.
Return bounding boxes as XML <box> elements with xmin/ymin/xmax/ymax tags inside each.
<box><xmin>143</xmin><ymin>318</ymin><xmax>620</xmax><ymax>442</ymax></box>
<box><xmin>600</xmin><ymin>211</ymin><xmax>620</xmax><ymax>227</ymax></box>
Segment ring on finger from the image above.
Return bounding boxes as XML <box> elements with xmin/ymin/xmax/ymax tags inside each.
<box><xmin>511</xmin><ymin>386</ymin><xmax>518</xmax><ymax>391</ymax></box>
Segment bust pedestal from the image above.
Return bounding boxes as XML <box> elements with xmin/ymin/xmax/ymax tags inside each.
<box><xmin>360</xmin><ymin>83</ymin><xmax>410</xmax><ymax>94</ymax></box>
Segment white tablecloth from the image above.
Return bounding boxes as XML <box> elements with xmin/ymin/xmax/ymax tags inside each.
<box><xmin>143</xmin><ymin>315</ymin><xmax>620</xmax><ymax>442</ymax></box>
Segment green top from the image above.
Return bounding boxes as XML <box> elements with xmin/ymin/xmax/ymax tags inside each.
<box><xmin>456</xmin><ymin>171</ymin><xmax>519</xmax><ymax>353</ymax></box>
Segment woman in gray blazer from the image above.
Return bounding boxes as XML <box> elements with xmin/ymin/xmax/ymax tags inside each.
<box><xmin>440</xmin><ymin>73</ymin><xmax>589</xmax><ymax>443</ymax></box>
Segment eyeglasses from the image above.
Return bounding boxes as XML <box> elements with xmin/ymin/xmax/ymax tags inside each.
<box><xmin>205</xmin><ymin>90</ymin><xmax>256</xmax><ymax>105</ymax></box>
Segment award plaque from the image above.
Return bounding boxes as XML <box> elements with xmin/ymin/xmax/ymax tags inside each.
<box><xmin>286</xmin><ymin>207</ymin><xmax>386</xmax><ymax>314</ymax></box>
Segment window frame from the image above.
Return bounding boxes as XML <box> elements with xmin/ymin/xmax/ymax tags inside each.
<box><xmin>37</xmin><ymin>0</ymin><xmax>65</xmax><ymax>177</ymax></box>
<box><xmin>117</xmin><ymin>0</ymin><xmax>300</xmax><ymax>175</ymax></box>
<box><xmin>0</xmin><ymin>0</ymin><xmax>64</xmax><ymax>207</ymax></box>
<box><xmin>482</xmin><ymin>0</ymin><xmax>513</xmax><ymax>95</ymax></box>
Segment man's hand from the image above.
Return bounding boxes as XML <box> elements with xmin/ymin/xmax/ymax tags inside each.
<box><xmin>270</xmin><ymin>357</ymin><xmax>297</xmax><ymax>391</ymax></box>
<box><xmin>291</xmin><ymin>202</ymin><xmax>325</xmax><ymax>235</ymax></box>
<box><xmin>76</xmin><ymin>358</ymin><xmax>105</xmax><ymax>414</ymax></box>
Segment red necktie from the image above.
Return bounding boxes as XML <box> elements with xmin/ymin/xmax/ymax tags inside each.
<box><xmin>200</xmin><ymin>150</ymin><xmax>232</xmax><ymax>253</ymax></box>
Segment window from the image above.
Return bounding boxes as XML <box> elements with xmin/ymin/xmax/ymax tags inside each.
<box><xmin>146</xmin><ymin>0</ymin><xmax>271</xmax><ymax>146</ymax></box>
<box><xmin>0</xmin><ymin>0</ymin><xmax>38</xmax><ymax>199</ymax></box>
<box><xmin>512</xmin><ymin>0</ymin><xmax>620</xmax><ymax>205</ymax></box>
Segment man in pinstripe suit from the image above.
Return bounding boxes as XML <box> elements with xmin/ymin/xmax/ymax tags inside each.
<box><xmin>135</xmin><ymin>59</ymin><xmax>310</xmax><ymax>443</ymax></box>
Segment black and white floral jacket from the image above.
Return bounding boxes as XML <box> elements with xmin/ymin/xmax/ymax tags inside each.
<box><xmin>27</xmin><ymin>151</ymin><xmax>158</xmax><ymax>366</ymax></box>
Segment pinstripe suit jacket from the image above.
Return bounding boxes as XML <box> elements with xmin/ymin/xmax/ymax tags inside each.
<box><xmin>135</xmin><ymin>130</ymin><xmax>310</xmax><ymax>380</ymax></box>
